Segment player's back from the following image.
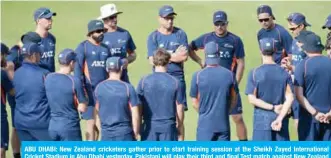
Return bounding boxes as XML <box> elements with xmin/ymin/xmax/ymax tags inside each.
<box><xmin>300</xmin><ymin>56</ymin><xmax>331</xmax><ymax>113</ymax></box>
<box><xmin>13</xmin><ymin>62</ymin><xmax>50</xmax><ymax>129</ymax></box>
<box><xmin>139</xmin><ymin>72</ymin><xmax>178</xmax><ymax>128</ymax></box>
<box><xmin>94</xmin><ymin>80</ymin><xmax>134</xmax><ymax>136</ymax></box>
<box><xmin>45</xmin><ymin>73</ymin><xmax>80</xmax><ymax>130</ymax></box>
<box><xmin>194</xmin><ymin>66</ymin><xmax>235</xmax><ymax>132</ymax></box>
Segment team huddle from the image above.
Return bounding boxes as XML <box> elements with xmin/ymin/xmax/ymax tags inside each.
<box><xmin>1</xmin><ymin>3</ymin><xmax>331</xmax><ymax>158</ymax></box>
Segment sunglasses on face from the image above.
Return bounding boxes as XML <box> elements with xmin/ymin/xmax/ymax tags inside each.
<box><xmin>94</xmin><ymin>30</ymin><xmax>104</xmax><ymax>34</ymax></box>
<box><xmin>104</xmin><ymin>15</ymin><xmax>117</xmax><ymax>21</ymax></box>
<box><xmin>289</xmin><ymin>25</ymin><xmax>300</xmax><ymax>31</ymax></box>
<box><xmin>258</xmin><ymin>18</ymin><xmax>270</xmax><ymax>23</ymax></box>
<box><xmin>163</xmin><ymin>16</ymin><xmax>175</xmax><ymax>21</ymax></box>
<box><xmin>214</xmin><ymin>21</ymin><xmax>228</xmax><ymax>27</ymax></box>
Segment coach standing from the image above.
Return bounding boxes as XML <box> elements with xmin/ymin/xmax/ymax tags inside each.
<box><xmin>256</xmin><ymin>5</ymin><xmax>293</xmax><ymax>65</ymax></box>
<box><xmin>190</xmin><ymin>41</ymin><xmax>238</xmax><ymax>141</ymax></box>
<box><xmin>246</xmin><ymin>38</ymin><xmax>294</xmax><ymax>141</ymax></box>
<box><xmin>294</xmin><ymin>31</ymin><xmax>331</xmax><ymax>141</ymax></box>
<box><xmin>137</xmin><ymin>48</ymin><xmax>185</xmax><ymax>141</ymax></box>
<box><xmin>98</xmin><ymin>4</ymin><xmax>137</xmax><ymax>83</ymax></box>
<box><xmin>45</xmin><ymin>49</ymin><xmax>88</xmax><ymax>141</ymax></box>
<box><xmin>13</xmin><ymin>43</ymin><xmax>51</xmax><ymax>141</ymax></box>
<box><xmin>94</xmin><ymin>57</ymin><xmax>140</xmax><ymax>141</ymax></box>
<box><xmin>34</xmin><ymin>7</ymin><xmax>57</xmax><ymax>72</ymax></box>
<box><xmin>322</xmin><ymin>14</ymin><xmax>331</xmax><ymax>58</ymax></box>
<box><xmin>189</xmin><ymin>10</ymin><xmax>247</xmax><ymax>141</ymax></box>
<box><xmin>74</xmin><ymin>20</ymin><xmax>111</xmax><ymax>141</ymax></box>
<box><xmin>147</xmin><ymin>5</ymin><xmax>189</xmax><ymax>111</ymax></box>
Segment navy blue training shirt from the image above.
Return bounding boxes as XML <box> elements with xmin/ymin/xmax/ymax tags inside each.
<box><xmin>147</xmin><ymin>27</ymin><xmax>189</xmax><ymax>81</ymax></box>
<box><xmin>13</xmin><ymin>62</ymin><xmax>50</xmax><ymax>129</ymax></box>
<box><xmin>95</xmin><ymin>80</ymin><xmax>140</xmax><ymax>136</ymax></box>
<box><xmin>190</xmin><ymin>66</ymin><xmax>238</xmax><ymax>132</ymax></box>
<box><xmin>137</xmin><ymin>72</ymin><xmax>185</xmax><ymax>131</ymax></box>
<box><xmin>45</xmin><ymin>73</ymin><xmax>88</xmax><ymax>130</ymax></box>
<box><xmin>40</xmin><ymin>33</ymin><xmax>56</xmax><ymax>72</ymax></box>
<box><xmin>6</xmin><ymin>45</ymin><xmax>24</xmax><ymax>70</ymax></box>
<box><xmin>291</xmin><ymin>39</ymin><xmax>307</xmax><ymax>67</ymax></box>
<box><xmin>191</xmin><ymin>32</ymin><xmax>245</xmax><ymax>73</ymax></box>
<box><xmin>257</xmin><ymin>24</ymin><xmax>293</xmax><ymax>64</ymax></box>
<box><xmin>294</xmin><ymin>56</ymin><xmax>331</xmax><ymax>113</ymax></box>
<box><xmin>246</xmin><ymin>64</ymin><xmax>293</xmax><ymax>130</ymax></box>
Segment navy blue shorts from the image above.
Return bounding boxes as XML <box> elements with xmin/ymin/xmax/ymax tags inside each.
<box><xmin>81</xmin><ymin>86</ymin><xmax>95</xmax><ymax>120</ymax></box>
<box><xmin>298</xmin><ymin>118</ymin><xmax>331</xmax><ymax>141</ymax></box>
<box><xmin>252</xmin><ymin>129</ymin><xmax>290</xmax><ymax>141</ymax></box>
<box><xmin>291</xmin><ymin>99</ymin><xmax>299</xmax><ymax>120</ymax></box>
<box><xmin>141</xmin><ymin>123</ymin><xmax>177</xmax><ymax>141</ymax></box>
<box><xmin>196</xmin><ymin>130</ymin><xmax>230</xmax><ymax>141</ymax></box>
<box><xmin>230</xmin><ymin>93</ymin><xmax>243</xmax><ymax>115</ymax></box>
<box><xmin>101</xmin><ymin>131</ymin><xmax>135</xmax><ymax>141</ymax></box>
<box><xmin>1</xmin><ymin>118</ymin><xmax>9</xmax><ymax>150</ymax></box>
<box><xmin>121</xmin><ymin>69</ymin><xmax>130</xmax><ymax>83</ymax></box>
<box><xmin>49</xmin><ymin>130</ymin><xmax>82</xmax><ymax>141</ymax></box>
<box><xmin>16</xmin><ymin>129</ymin><xmax>51</xmax><ymax>141</ymax></box>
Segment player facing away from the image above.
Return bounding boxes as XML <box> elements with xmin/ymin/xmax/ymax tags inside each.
<box><xmin>256</xmin><ymin>5</ymin><xmax>293</xmax><ymax>65</ymax></box>
<box><xmin>190</xmin><ymin>41</ymin><xmax>238</xmax><ymax>141</ymax></box>
<box><xmin>98</xmin><ymin>4</ymin><xmax>137</xmax><ymax>83</ymax></box>
<box><xmin>6</xmin><ymin>32</ymin><xmax>42</xmax><ymax>157</ymax></box>
<box><xmin>280</xmin><ymin>13</ymin><xmax>310</xmax><ymax>133</ymax></box>
<box><xmin>147</xmin><ymin>5</ymin><xmax>189</xmax><ymax>111</ymax></box>
<box><xmin>45</xmin><ymin>49</ymin><xmax>88</xmax><ymax>141</ymax></box>
<box><xmin>1</xmin><ymin>43</ymin><xmax>15</xmax><ymax>158</ymax></box>
<box><xmin>189</xmin><ymin>10</ymin><xmax>247</xmax><ymax>141</ymax></box>
<box><xmin>13</xmin><ymin>43</ymin><xmax>51</xmax><ymax>141</ymax></box>
<box><xmin>137</xmin><ymin>48</ymin><xmax>185</xmax><ymax>141</ymax></box>
<box><xmin>246</xmin><ymin>38</ymin><xmax>294</xmax><ymax>141</ymax></box>
<box><xmin>94</xmin><ymin>57</ymin><xmax>141</xmax><ymax>141</ymax></box>
<box><xmin>293</xmin><ymin>31</ymin><xmax>331</xmax><ymax>141</ymax></box>
<box><xmin>74</xmin><ymin>19</ymin><xmax>111</xmax><ymax>141</ymax></box>
<box><xmin>33</xmin><ymin>7</ymin><xmax>57</xmax><ymax>72</ymax></box>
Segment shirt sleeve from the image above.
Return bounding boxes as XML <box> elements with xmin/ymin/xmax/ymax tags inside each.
<box><xmin>127</xmin><ymin>31</ymin><xmax>136</xmax><ymax>52</ymax></box>
<box><xmin>74</xmin><ymin>76</ymin><xmax>88</xmax><ymax>104</ymax></box>
<box><xmin>294</xmin><ymin>61</ymin><xmax>305</xmax><ymax>87</ymax></box>
<box><xmin>245</xmin><ymin>69</ymin><xmax>256</xmax><ymax>95</ymax></box>
<box><xmin>147</xmin><ymin>32</ymin><xmax>158</xmax><ymax>57</ymax></box>
<box><xmin>281</xmin><ymin>29</ymin><xmax>293</xmax><ymax>55</ymax></box>
<box><xmin>128</xmin><ymin>84</ymin><xmax>140</xmax><ymax>107</ymax></box>
<box><xmin>189</xmin><ymin>72</ymin><xmax>199</xmax><ymax>98</ymax></box>
<box><xmin>235</xmin><ymin>37</ymin><xmax>245</xmax><ymax>59</ymax></box>
<box><xmin>190</xmin><ymin>34</ymin><xmax>206</xmax><ymax>51</ymax></box>
<box><xmin>74</xmin><ymin>43</ymin><xmax>85</xmax><ymax>85</ymax></box>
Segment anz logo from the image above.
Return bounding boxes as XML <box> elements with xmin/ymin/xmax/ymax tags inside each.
<box><xmin>91</xmin><ymin>61</ymin><xmax>105</xmax><ymax>67</ymax></box>
<box><xmin>41</xmin><ymin>51</ymin><xmax>54</xmax><ymax>58</ymax></box>
<box><xmin>110</xmin><ymin>48</ymin><xmax>122</xmax><ymax>55</ymax></box>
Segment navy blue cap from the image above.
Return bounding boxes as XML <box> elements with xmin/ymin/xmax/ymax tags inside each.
<box><xmin>296</xmin><ymin>31</ymin><xmax>324</xmax><ymax>52</ymax></box>
<box><xmin>159</xmin><ymin>5</ymin><xmax>177</xmax><ymax>17</ymax></box>
<box><xmin>1</xmin><ymin>43</ymin><xmax>9</xmax><ymax>55</ymax></box>
<box><xmin>259</xmin><ymin>38</ymin><xmax>276</xmax><ymax>54</ymax></box>
<box><xmin>106</xmin><ymin>57</ymin><xmax>123</xmax><ymax>72</ymax></box>
<box><xmin>87</xmin><ymin>20</ymin><xmax>105</xmax><ymax>35</ymax></box>
<box><xmin>34</xmin><ymin>7</ymin><xmax>56</xmax><ymax>21</ymax></box>
<box><xmin>21</xmin><ymin>43</ymin><xmax>42</xmax><ymax>56</ymax></box>
<box><xmin>58</xmin><ymin>49</ymin><xmax>76</xmax><ymax>65</ymax></box>
<box><xmin>322</xmin><ymin>14</ymin><xmax>331</xmax><ymax>29</ymax></box>
<box><xmin>21</xmin><ymin>32</ymin><xmax>42</xmax><ymax>44</ymax></box>
<box><xmin>287</xmin><ymin>12</ymin><xmax>311</xmax><ymax>26</ymax></box>
<box><xmin>257</xmin><ymin>5</ymin><xmax>275</xmax><ymax>19</ymax></box>
<box><xmin>213</xmin><ymin>10</ymin><xmax>228</xmax><ymax>23</ymax></box>
<box><xmin>204</xmin><ymin>41</ymin><xmax>220</xmax><ymax>65</ymax></box>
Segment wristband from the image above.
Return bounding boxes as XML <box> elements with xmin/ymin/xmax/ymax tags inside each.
<box><xmin>271</xmin><ymin>105</ymin><xmax>275</xmax><ymax>111</ymax></box>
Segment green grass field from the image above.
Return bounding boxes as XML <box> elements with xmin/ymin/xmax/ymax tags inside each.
<box><xmin>1</xmin><ymin>1</ymin><xmax>330</xmax><ymax>155</ymax></box>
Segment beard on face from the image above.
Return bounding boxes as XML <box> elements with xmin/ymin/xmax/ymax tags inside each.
<box><xmin>92</xmin><ymin>34</ymin><xmax>104</xmax><ymax>43</ymax></box>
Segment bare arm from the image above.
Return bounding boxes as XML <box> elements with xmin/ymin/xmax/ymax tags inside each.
<box><xmin>131</xmin><ymin>106</ymin><xmax>141</xmax><ymax>140</ymax></box>
<box><xmin>192</xmin><ymin>98</ymin><xmax>199</xmax><ymax>112</ymax></box>
<box><xmin>229</xmin><ymin>87</ymin><xmax>237</xmax><ymax>113</ymax></box>
<box><xmin>275</xmin><ymin>85</ymin><xmax>294</xmax><ymax>121</ymax></box>
<box><xmin>189</xmin><ymin>48</ymin><xmax>203</xmax><ymax>68</ymax></box>
<box><xmin>170</xmin><ymin>45</ymin><xmax>188</xmax><ymax>63</ymax></box>
<box><xmin>295</xmin><ymin>86</ymin><xmax>318</xmax><ymax>115</ymax></box>
<box><xmin>127</xmin><ymin>50</ymin><xmax>137</xmax><ymax>64</ymax></box>
<box><xmin>6</xmin><ymin>62</ymin><xmax>15</xmax><ymax>81</ymax></box>
<box><xmin>236</xmin><ymin>58</ymin><xmax>245</xmax><ymax>84</ymax></box>
<box><xmin>176</xmin><ymin>103</ymin><xmax>185</xmax><ymax>141</ymax></box>
<box><xmin>248</xmin><ymin>94</ymin><xmax>274</xmax><ymax>111</ymax></box>
<box><xmin>148</xmin><ymin>56</ymin><xmax>154</xmax><ymax>66</ymax></box>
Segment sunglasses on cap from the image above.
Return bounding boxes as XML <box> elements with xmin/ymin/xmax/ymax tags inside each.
<box><xmin>214</xmin><ymin>21</ymin><xmax>228</xmax><ymax>27</ymax></box>
<box><xmin>37</xmin><ymin>9</ymin><xmax>51</xmax><ymax>19</ymax></box>
<box><xmin>258</xmin><ymin>18</ymin><xmax>270</xmax><ymax>23</ymax></box>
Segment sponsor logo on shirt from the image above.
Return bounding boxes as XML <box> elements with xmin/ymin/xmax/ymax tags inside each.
<box><xmin>49</xmin><ymin>42</ymin><xmax>55</xmax><ymax>47</ymax></box>
<box><xmin>91</xmin><ymin>61</ymin><xmax>105</xmax><ymax>67</ymax></box>
<box><xmin>170</xmin><ymin>42</ymin><xmax>179</xmax><ymax>46</ymax></box>
<box><xmin>110</xmin><ymin>48</ymin><xmax>122</xmax><ymax>55</ymax></box>
<box><xmin>117</xmin><ymin>39</ymin><xmax>127</xmax><ymax>44</ymax></box>
<box><xmin>224</xmin><ymin>43</ymin><xmax>234</xmax><ymax>48</ymax></box>
<box><xmin>42</xmin><ymin>51</ymin><xmax>54</xmax><ymax>58</ymax></box>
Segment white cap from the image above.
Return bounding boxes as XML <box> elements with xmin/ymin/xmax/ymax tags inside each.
<box><xmin>97</xmin><ymin>4</ymin><xmax>122</xmax><ymax>20</ymax></box>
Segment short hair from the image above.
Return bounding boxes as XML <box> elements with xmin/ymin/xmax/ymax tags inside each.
<box><xmin>153</xmin><ymin>48</ymin><xmax>171</xmax><ymax>66</ymax></box>
<box><xmin>326</xmin><ymin>32</ymin><xmax>331</xmax><ymax>50</ymax></box>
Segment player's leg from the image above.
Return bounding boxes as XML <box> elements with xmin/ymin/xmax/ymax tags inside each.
<box><xmin>60</xmin><ymin>130</ymin><xmax>83</xmax><ymax>141</ymax></box>
<box><xmin>115</xmin><ymin>132</ymin><xmax>136</xmax><ymax>141</ymax></box>
<box><xmin>216</xmin><ymin>131</ymin><xmax>231</xmax><ymax>141</ymax></box>
<box><xmin>1</xmin><ymin>118</ymin><xmax>9</xmax><ymax>158</ymax></box>
<box><xmin>321</xmin><ymin>124</ymin><xmax>331</xmax><ymax>141</ymax></box>
<box><xmin>230</xmin><ymin>94</ymin><xmax>248</xmax><ymax>141</ymax></box>
<box><xmin>298</xmin><ymin>112</ymin><xmax>316</xmax><ymax>141</ymax></box>
<box><xmin>179</xmin><ymin>80</ymin><xmax>188</xmax><ymax>111</ymax></box>
<box><xmin>81</xmin><ymin>88</ymin><xmax>99</xmax><ymax>141</ymax></box>
<box><xmin>252</xmin><ymin>130</ymin><xmax>272</xmax><ymax>141</ymax></box>
<box><xmin>141</xmin><ymin>123</ymin><xmax>157</xmax><ymax>141</ymax></box>
<box><xmin>8</xmin><ymin>95</ymin><xmax>20</xmax><ymax>158</ymax></box>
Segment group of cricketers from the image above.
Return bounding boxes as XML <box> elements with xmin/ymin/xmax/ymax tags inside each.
<box><xmin>1</xmin><ymin>3</ymin><xmax>331</xmax><ymax>158</ymax></box>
